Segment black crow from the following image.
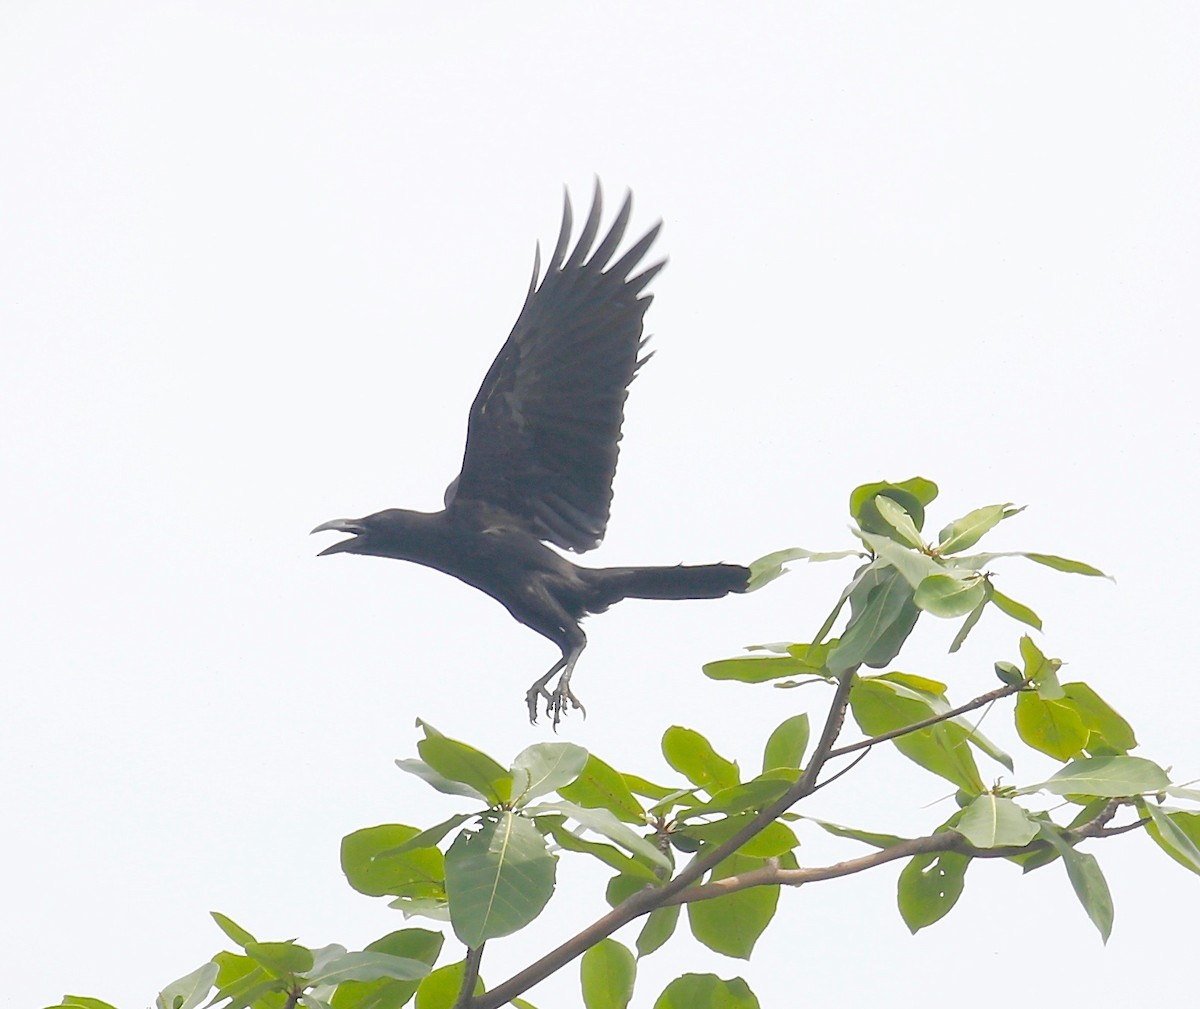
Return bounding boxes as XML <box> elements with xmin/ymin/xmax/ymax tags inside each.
<box><xmin>313</xmin><ymin>184</ymin><xmax>748</xmax><ymax>723</ymax></box>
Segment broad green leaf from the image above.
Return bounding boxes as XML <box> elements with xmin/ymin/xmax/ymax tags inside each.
<box><xmin>208</xmin><ymin>952</ymin><xmax>271</xmax><ymax>1009</ymax></box>
<box><xmin>1038</xmin><ymin>825</ymin><xmax>1113</xmax><ymax>942</ymax></box>
<box><xmin>676</xmin><ymin>815</ymin><xmax>798</xmax><ymax>859</ymax></box>
<box><xmin>808</xmin><ymin>818</ymin><xmax>910</xmax><ymax>849</ymax></box>
<box><xmin>606</xmin><ymin>873</ymin><xmax>650</xmax><ymax>909</ymax></box>
<box><xmin>828</xmin><ymin>569</ymin><xmax>914</xmax><ymax>672</ymax></box>
<box><xmin>341</xmin><ymin>825</ymin><xmax>445</xmax><ymax>899</ymax></box>
<box><xmin>953</xmin><ymin>795</ymin><xmax>1039</xmax><ymax>848</ymax></box>
<box><xmin>1137</xmin><ymin>803</ymin><xmax>1200</xmax><ymax>875</ymax></box>
<box><xmin>330</xmin><ymin>929</ymin><xmax>444</xmax><ymax>1009</ymax></box>
<box><xmin>652</xmin><ymin>973</ymin><xmax>760</xmax><ymax>1009</ymax></box>
<box><xmin>662</xmin><ymin>726</ymin><xmax>740</xmax><ymax>792</ymax></box>
<box><xmin>386</xmin><ymin>896</ymin><xmax>450</xmax><ymax>921</ymax></box>
<box><xmin>762</xmin><ymin>713</ymin><xmax>810</xmax><ymax>772</ymax></box>
<box><xmin>702</xmin><ymin>654</ymin><xmax>825</xmax><ymax>683</ymax></box>
<box><xmin>675</xmin><ymin>775</ymin><xmax>792</xmax><ymax>819</ymax></box>
<box><xmin>417</xmin><ymin>735</ymin><xmax>510</xmax><ymax>805</ymax></box>
<box><xmin>623</xmin><ymin>773</ymin><xmax>680</xmax><ymax>802</ymax></box>
<box><xmin>1015</xmin><ymin>693</ymin><xmax>1088</xmax><ymax>761</ymax></box>
<box><xmin>53</xmin><ymin>1001</ymin><xmax>121</xmax><ymax>1009</ymax></box>
<box><xmin>687</xmin><ymin>855</ymin><xmax>779</xmax><ymax>958</ymax></box>
<box><xmin>444</xmin><ymin>811</ymin><xmax>557</xmax><ymax>946</ymax></box>
<box><xmin>1062</xmin><ymin>682</ymin><xmax>1137</xmax><ymax>754</ymax></box>
<box><xmin>914</xmin><ymin>573</ymin><xmax>987</xmax><ymax>618</ymax></box>
<box><xmin>156</xmin><ymin>962</ymin><xmax>219</xmax><ymax>1009</ymax></box>
<box><xmin>851</xmin><ymin>479</ymin><xmax>937</xmax><ymax>538</ymax></box>
<box><xmin>994</xmin><ymin>661</ymin><xmax>1023</xmax><ymax>686</ymax></box>
<box><xmin>990</xmin><ymin>588</ymin><xmax>1042</xmax><ymax>630</ymax></box>
<box><xmin>850</xmin><ymin>677</ymin><xmax>985</xmax><ymax>792</ymax></box>
<box><xmin>211</xmin><ymin>911</ymin><xmax>257</xmax><ymax>949</ymax></box>
<box><xmin>1020</xmin><ymin>635</ymin><xmax>1064</xmax><ymax>699</ymax></box>
<box><xmin>528</xmin><ymin>800</ymin><xmax>670</xmax><ymax>870</ymax></box>
<box><xmin>1024</xmin><ymin>553</ymin><xmax>1110</xmax><ymax>578</ymax></box>
<box><xmin>897</xmin><ymin>848</ymin><xmax>969</xmax><ymax>932</ymax></box>
<box><xmin>245</xmin><ymin>941</ymin><xmax>313</xmax><ymax>977</ymax></box>
<box><xmin>581</xmin><ymin>938</ymin><xmax>636</xmax><ymax>1009</ymax></box>
<box><xmin>1019</xmin><ymin>756</ymin><xmax>1170</xmax><ymax>798</ymax></box>
<box><xmin>538</xmin><ymin>815</ymin><xmax>660</xmax><ymax>882</ymax></box>
<box><xmin>311</xmin><ymin>952</ymin><xmax>432</xmax><ymax>985</ymax></box>
<box><xmin>394</xmin><ymin>758</ymin><xmax>487</xmax><ymax>800</ymax></box>
<box><xmin>414</xmin><ymin>961</ymin><xmax>484</xmax><ymax>1009</ymax></box>
<box><xmin>937</xmin><ymin>504</ymin><xmax>1023</xmax><ymax>554</ymax></box>
<box><xmin>636</xmin><ymin>905</ymin><xmax>680</xmax><ymax>958</ymax></box>
<box><xmin>745</xmin><ymin>547</ymin><xmax>861</xmax><ymax>590</ymax></box>
<box><xmin>558</xmin><ymin>754</ymin><xmax>647</xmax><ymax>824</ymax></box>
<box><xmin>510</xmin><ymin>742</ymin><xmax>589</xmax><ymax>804</ymax></box>
<box><xmin>874</xmin><ymin>494</ymin><xmax>925</xmax><ymax>548</ymax></box>
<box><xmin>378</xmin><ymin>814</ymin><xmax>475</xmax><ymax>859</ymax></box>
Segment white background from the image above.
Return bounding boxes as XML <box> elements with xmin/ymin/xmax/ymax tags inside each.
<box><xmin>2</xmin><ymin>4</ymin><xmax>1197</xmax><ymax>1007</ymax></box>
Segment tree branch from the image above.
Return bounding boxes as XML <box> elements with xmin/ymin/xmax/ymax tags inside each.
<box><xmin>453</xmin><ymin>943</ymin><xmax>485</xmax><ymax>1009</ymax></box>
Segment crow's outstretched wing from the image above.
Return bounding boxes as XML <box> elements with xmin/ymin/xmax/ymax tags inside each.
<box><xmin>445</xmin><ymin>183</ymin><xmax>663</xmax><ymax>552</ymax></box>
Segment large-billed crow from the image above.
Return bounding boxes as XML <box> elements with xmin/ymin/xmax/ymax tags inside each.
<box><xmin>313</xmin><ymin>184</ymin><xmax>748</xmax><ymax>723</ymax></box>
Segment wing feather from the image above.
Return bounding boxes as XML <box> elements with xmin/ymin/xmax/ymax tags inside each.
<box><xmin>446</xmin><ymin>184</ymin><xmax>663</xmax><ymax>552</ymax></box>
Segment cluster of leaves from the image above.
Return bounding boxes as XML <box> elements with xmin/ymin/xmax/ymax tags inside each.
<box><xmin>53</xmin><ymin>479</ymin><xmax>1200</xmax><ymax>1009</ymax></box>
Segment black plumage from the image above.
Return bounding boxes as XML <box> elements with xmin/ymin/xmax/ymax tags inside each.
<box><xmin>313</xmin><ymin>184</ymin><xmax>748</xmax><ymax>722</ymax></box>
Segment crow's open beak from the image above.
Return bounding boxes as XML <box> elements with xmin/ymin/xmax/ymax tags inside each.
<box><xmin>311</xmin><ymin>518</ymin><xmax>366</xmax><ymax>556</ymax></box>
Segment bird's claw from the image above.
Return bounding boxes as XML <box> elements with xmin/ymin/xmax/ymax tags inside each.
<box><xmin>526</xmin><ymin>680</ymin><xmax>586</xmax><ymax>728</ymax></box>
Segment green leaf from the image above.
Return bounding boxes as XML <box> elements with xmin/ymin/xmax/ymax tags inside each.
<box><xmin>245</xmin><ymin>941</ymin><xmax>314</xmax><ymax>977</ymax></box>
<box><xmin>537</xmin><ymin>815</ymin><xmax>660</xmax><ymax>882</ymax></box>
<box><xmin>953</xmin><ymin>795</ymin><xmax>1039</xmax><ymax>848</ymax></box>
<box><xmin>417</xmin><ymin>734</ymin><xmax>511</xmax><ymax>805</ymax></box>
<box><xmin>606</xmin><ymin>873</ymin><xmax>651</xmax><ymax>908</ymax></box>
<box><xmin>762</xmin><ymin>713</ymin><xmax>810</xmax><ymax>772</ymax></box>
<box><xmin>528</xmin><ymin>801</ymin><xmax>670</xmax><ymax>870</ymax></box>
<box><xmin>414</xmin><ymin>961</ymin><xmax>484</xmax><ymax>1009</ymax></box>
<box><xmin>1020</xmin><ymin>635</ymin><xmax>1064</xmax><ymax>699</ymax></box>
<box><xmin>652</xmin><ymin>973</ymin><xmax>760</xmax><ymax>1009</ymax></box>
<box><xmin>948</xmin><ymin>591</ymin><xmax>989</xmax><ymax>653</ymax></box>
<box><xmin>989</xmin><ymin>588</ymin><xmax>1042</xmax><ymax>630</ymax></box>
<box><xmin>330</xmin><ymin>929</ymin><xmax>444</xmax><ymax>1009</ymax></box>
<box><xmin>675</xmin><ymin>774</ymin><xmax>792</xmax><ymax>820</ymax></box>
<box><xmin>510</xmin><ymin>742</ymin><xmax>589</xmax><ymax>804</ymax></box>
<box><xmin>828</xmin><ymin>569</ymin><xmax>915</xmax><ymax>672</ymax></box>
<box><xmin>311</xmin><ymin>952</ymin><xmax>432</xmax><ymax>985</ymax></box>
<box><xmin>378</xmin><ymin>814</ymin><xmax>474</xmax><ymax>859</ymax></box>
<box><xmin>856</xmin><ymin>533</ymin><xmax>944</xmax><ymax>590</ymax></box>
<box><xmin>1137</xmin><ymin>803</ymin><xmax>1200</xmax><ymax>875</ymax></box>
<box><xmin>53</xmin><ymin>1001</ymin><xmax>121</xmax><ymax>1009</ymax></box>
<box><xmin>1038</xmin><ymin>825</ymin><xmax>1113</xmax><ymax>942</ymax></box>
<box><xmin>208</xmin><ymin>952</ymin><xmax>271</xmax><ymax>1009</ymax></box>
<box><xmin>636</xmin><ymin>905</ymin><xmax>680</xmax><ymax>958</ymax></box>
<box><xmin>341</xmin><ymin>825</ymin><xmax>445</xmax><ymax>899</ymax></box>
<box><xmin>702</xmin><ymin>654</ymin><xmax>825</xmax><ymax>683</ymax></box>
<box><xmin>937</xmin><ymin>504</ymin><xmax>1023</xmax><ymax>554</ymax></box>
<box><xmin>581</xmin><ymin>938</ymin><xmax>636</xmax><ymax>1009</ymax></box>
<box><xmin>393</xmin><ymin>758</ymin><xmax>488</xmax><ymax>801</ymax></box>
<box><xmin>897</xmin><ymin>848</ymin><xmax>969</xmax><ymax>932</ymax></box>
<box><xmin>850</xmin><ymin>479</ymin><xmax>937</xmax><ymax>539</ymax></box>
<box><xmin>444</xmin><ymin>811</ymin><xmax>557</xmax><ymax>946</ymax></box>
<box><xmin>808</xmin><ymin>818</ymin><xmax>910</xmax><ymax>849</ymax></box>
<box><xmin>1019</xmin><ymin>756</ymin><xmax>1170</xmax><ymax>798</ymax></box>
<box><xmin>1024</xmin><ymin>553</ymin><xmax>1110</xmax><ymax>578</ymax></box>
<box><xmin>676</xmin><ymin>815</ymin><xmax>798</xmax><ymax>859</ymax></box>
<box><xmin>745</xmin><ymin>547</ymin><xmax>861</xmax><ymax>591</ymax></box>
<box><xmin>1061</xmin><ymin>682</ymin><xmax>1137</xmax><ymax>754</ymax></box>
<box><xmin>211</xmin><ymin>911</ymin><xmax>257</xmax><ymax>949</ymax></box>
<box><xmin>156</xmin><ymin>961</ymin><xmax>219</xmax><ymax>1009</ymax></box>
<box><xmin>850</xmin><ymin>677</ymin><xmax>985</xmax><ymax>792</ymax></box>
<box><xmin>1015</xmin><ymin>693</ymin><xmax>1089</xmax><ymax>761</ymax></box>
<box><xmin>874</xmin><ymin>494</ymin><xmax>925</xmax><ymax>548</ymax></box>
<box><xmin>914</xmin><ymin>573</ymin><xmax>988</xmax><ymax>618</ymax></box>
<box><xmin>687</xmin><ymin>855</ymin><xmax>778</xmax><ymax>958</ymax></box>
<box><xmin>994</xmin><ymin>661</ymin><xmax>1023</xmax><ymax>686</ymax></box>
<box><xmin>558</xmin><ymin>754</ymin><xmax>647</xmax><ymax>824</ymax></box>
<box><xmin>662</xmin><ymin>726</ymin><xmax>740</xmax><ymax>792</ymax></box>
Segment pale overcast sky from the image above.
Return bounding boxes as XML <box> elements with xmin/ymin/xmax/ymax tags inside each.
<box><xmin>2</xmin><ymin>5</ymin><xmax>1197</xmax><ymax>1007</ymax></box>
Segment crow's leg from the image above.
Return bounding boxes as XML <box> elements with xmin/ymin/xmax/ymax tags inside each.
<box><xmin>525</xmin><ymin>644</ymin><xmax>587</xmax><ymax>726</ymax></box>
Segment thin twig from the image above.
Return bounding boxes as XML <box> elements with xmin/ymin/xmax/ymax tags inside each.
<box><xmin>452</xmin><ymin>943</ymin><xmax>485</xmax><ymax>1009</ymax></box>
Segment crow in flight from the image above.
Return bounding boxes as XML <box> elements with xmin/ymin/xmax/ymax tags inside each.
<box><xmin>313</xmin><ymin>184</ymin><xmax>748</xmax><ymax>723</ymax></box>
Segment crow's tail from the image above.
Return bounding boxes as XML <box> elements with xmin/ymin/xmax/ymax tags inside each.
<box><xmin>585</xmin><ymin>563</ymin><xmax>749</xmax><ymax>611</ymax></box>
